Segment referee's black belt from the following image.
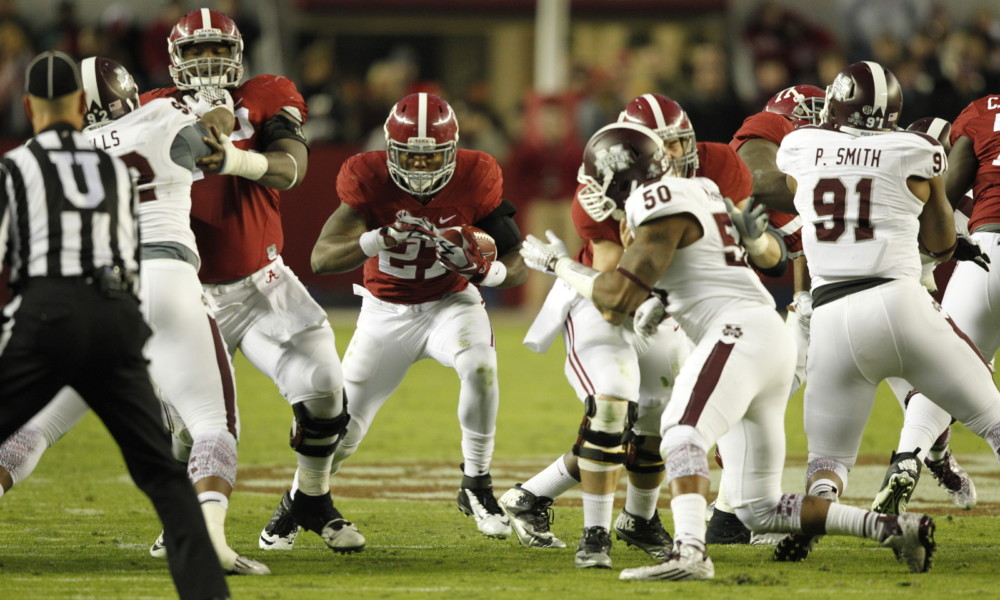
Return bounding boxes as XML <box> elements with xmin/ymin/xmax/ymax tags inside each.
<box><xmin>18</xmin><ymin>266</ymin><xmax>137</xmax><ymax>296</ymax></box>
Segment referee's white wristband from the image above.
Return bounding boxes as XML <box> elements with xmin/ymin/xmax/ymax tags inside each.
<box><xmin>554</xmin><ymin>256</ymin><xmax>598</xmax><ymax>300</ymax></box>
<box><xmin>358</xmin><ymin>229</ymin><xmax>387</xmax><ymax>257</ymax></box>
<box><xmin>478</xmin><ymin>261</ymin><xmax>507</xmax><ymax>287</ymax></box>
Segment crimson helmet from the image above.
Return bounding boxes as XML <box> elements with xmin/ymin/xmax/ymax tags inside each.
<box><xmin>617</xmin><ymin>93</ymin><xmax>698</xmax><ymax>177</ymax></box>
<box><xmin>577</xmin><ymin>122</ymin><xmax>669</xmax><ymax>222</ymax></box>
<box><xmin>79</xmin><ymin>56</ymin><xmax>140</xmax><ymax>130</ymax></box>
<box><xmin>168</xmin><ymin>8</ymin><xmax>243</xmax><ymax>89</ymax></box>
<box><xmin>821</xmin><ymin>61</ymin><xmax>902</xmax><ymax>134</ymax></box>
<box><xmin>765</xmin><ymin>85</ymin><xmax>826</xmax><ymax>127</ymax></box>
<box><xmin>384</xmin><ymin>92</ymin><xmax>459</xmax><ymax>197</ymax></box>
<box><xmin>907</xmin><ymin>116</ymin><xmax>952</xmax><ymax>154</ymax></box>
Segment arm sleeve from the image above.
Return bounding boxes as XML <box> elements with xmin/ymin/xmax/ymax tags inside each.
<box><xmin>169</xmin><ymin>123</ymin><xmax>213</xmax><ymax>171</ymax></box>
<box><xmin>473</xmin><ymin>199</ymin><xmax>521</xmax><ymax>255</ymax></box>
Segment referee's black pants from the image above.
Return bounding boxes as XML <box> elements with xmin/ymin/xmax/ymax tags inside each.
<box><xmin>0</xmin><ymin>279</ymin><xmax>229</xmax><ymax>600</ymax></box>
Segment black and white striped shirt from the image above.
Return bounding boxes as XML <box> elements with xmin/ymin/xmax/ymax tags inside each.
<box><xmin>0</xmin><ymin>123</ymin><xmax>139</xmax><ymax>286</ymax></box>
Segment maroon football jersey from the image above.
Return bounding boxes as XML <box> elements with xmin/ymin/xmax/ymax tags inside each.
<box><xmin>141</xmin><ymin>74</ymin><xmax>309</xmax><ymax>283</ymax></box>
<box><xmin>952</xmin><ymin>95</ymin><xmax>1000</xmax><ymax>233</ymax></box>
<box><xmin>730</xmin><ymin>110</ymin><xmax>802</xmax><ymax>254</ymax></box>
<box><xmin>572</xmin><ymin>142</ymin><xmax>753</xmax><ymax>267</ymax></box>
<box><xmin>338</xmin><ymin>149</ymin><xmax>503</xmax><ymax>303</ymax></box>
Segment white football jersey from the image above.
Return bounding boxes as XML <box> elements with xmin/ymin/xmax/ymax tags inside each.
<box><xmin>624</xmin><ymin>176</ymin><xmax>775</xmax><ymax>341</ymax></box>
<box><xmin>85</xmin><ymin>98</ymin><xmax>199</xmax><ymax>256</ymax></box>
<box><xmin>777</xmin><ymin>127</ymin><xmax>947</xmax><ymax>288</ymax></box>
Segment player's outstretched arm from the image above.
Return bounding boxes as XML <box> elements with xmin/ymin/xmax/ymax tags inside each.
<box><xmin>737</xmin><ymin>138</ymin><xmax>797</xmax><ymax>214</ymax></box>
<box><xmin>914</xmin><ymin>174</ymin><xmax>957</xmax><ymax>262</ymax></box>
<box><xmin>311</xmin><ymin>203</ymin><xmax>372</xmax><ymax>274</ymax></box>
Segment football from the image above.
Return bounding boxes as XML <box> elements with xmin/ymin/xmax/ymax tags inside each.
<box><xmin>441</xmin><ymin>225</ymin><xmax>497</xmax><ymax>261</ymax></box>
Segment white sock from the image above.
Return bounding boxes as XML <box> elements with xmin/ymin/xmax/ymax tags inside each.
<box><xmin>199</xmin><ymin>496</ymin><xmax>237</xmax><ymax>569</ymax></box>
<box><xmin>295</xmin><ymin>464</ymin><xmax>330</xmax><ymax>496</ymax></box>
<box><xmin>460</xmin><ymin>427</ymin><xmax>494</xmax><ymax>477</ymax></box>
<box><xmin>825</xmin><ymin>503</ymin><xmax>890</xmax><ymax>541</ymax></box>
<box><xmin>624</xmin><ymin>482</ymin><xmax>659</xmax><ymax>520</ymax></box>
<box><xmin>807</xmin><ymin>479</ymin><xmax>839</xmax><ymax>498</ymax></box>
<box><xmin>523</xmin><ymin>456</ymin><xmax>579</xmax><ymax>499</ymax></box>
<box><xmin>582</xmin><ymin>492</ymin><xmax>614</xmax><ymax>530</ymax></box>
<box><xmin>671</xmin><ymin>493</ymin><xmax>708</xmax><ymax>549</ymax></box>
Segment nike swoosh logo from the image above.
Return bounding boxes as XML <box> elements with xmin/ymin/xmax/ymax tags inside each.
<box><xmin>439</xmin><ymin>215</ymin><xmax>456</xmax><ymax>224</ymax></box>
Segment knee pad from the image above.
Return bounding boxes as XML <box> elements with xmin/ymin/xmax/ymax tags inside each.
<box><xmin>662</xmin><ymin>425</ymin><xmax>710</xmax><ymax>482</ymax></box>
<box><xmin>632</xmin><ymin>396</ymin><xmax>665</xmax><ymax>437</ymax></box>
<box><xmin>454</xmin><ymin>344</ymin><xmax>498</xmax><ymax>387</ymax></box>
<box><xmin>625</xmin><ymin>435</ymin><xmax>665</xmax><ymax>474</ymax></box>
<box><xmin>0</xmin><ymin>425</ymin><xmax>48</xmax><ymax>486</ymax></box>
<box><xmin>290</xmin><ymin>399</ymin><xmax>351</xmax><ymax>458</ymax></box>
<box><xmin>282</xmin><ymin>331</ymin><xmax>344</xmax><ymax>405</ymax></box>
<box><xmin>572</xmin><ymin>396</ymin><xmax>632</xmax><ymax>471</ymax></box>
<box><xmin>734</xmin><ymin>494</ymin><xmax>803</xmax><ymax>533</ymax></box>
<box><xmin>187</xmin><ymin>429</ymin><xmax>238</xmax><ymax>487</ymax></box>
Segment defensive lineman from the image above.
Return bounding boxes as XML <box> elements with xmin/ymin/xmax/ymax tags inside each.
<box><xmin>521</xmin><ymin>120</ymin><xmax>937</xmax><ymax>581</ymax></box>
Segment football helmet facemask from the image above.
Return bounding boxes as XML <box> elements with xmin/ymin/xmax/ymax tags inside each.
<box><xmin>820</xmin><ymin>61</ymin><xmax>902</xmax><ymax>135</ymax></box>
<box><xmin>384</xmin><ymin>92</ymin><xmax>459</xmax><ymax>197</ymax></box>
<box><xmin>168</xmin><ymin>8</ymin><xmax>244</xmax><ymax>90</ymax></box>
<box><xmin>617</xmin><ymin>93</ymin><xmax>698</xmax><ymax>178</ymax></box>
<box><xmin>765</xmin><ymin>85</ymin><xmax>826</xmax><ymax>128</ymax></box>
<box><xmin>79</xmin><ymin>56</ymin><xmax>140</xmax><ymax>130</ymax></box>
<box><xmin>577</xmin><ymin>122</ymin><xmax>669</xmax><ymax>223</ymax></box>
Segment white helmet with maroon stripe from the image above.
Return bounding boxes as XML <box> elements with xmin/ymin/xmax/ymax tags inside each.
<box><xmin>79</xmin><ymin>56</ymin><xmax>139</xmax><ymax>130</ymax></box>
<box><xmin>821</xmin><ymin>61</ymin><xmax>902</xmax><ymax>135</ymax></box>
<box><xmin>168</xmin><ymin>8</ymin><xmax>244</xmax><ymax>89</ymax></box>
<box><xmin>383</xmin><ymin>92</ymin><xmax>460</xmax><ymax>197</ymax></box>
<box><xmin>617</xmin><ymin>93</ymin><xmax>698</xmax><ymax>178</ymax></box>
<box><xmin>907</xmin><ymin>116</ymin><xmax>952</xmax><ymax>153</ymax></box>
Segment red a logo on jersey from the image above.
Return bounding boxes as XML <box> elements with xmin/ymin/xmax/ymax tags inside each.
<box><xmin>266</xmin><ymin>269</ymin><xmax>279</xmax><ymax>283</ymax></box>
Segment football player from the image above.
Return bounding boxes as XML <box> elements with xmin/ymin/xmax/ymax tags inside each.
<box><xmin>0</xmin><ymin>56</ymin><xmax>271</xmax><ymax>574</ymax></box>
<box><xmin>705</xmin><ymin>84</ymin><xmax>826</xmax><ymax>545</ymax></box>
<box><xmin>772</xmin><ymin>60</ymin><xmax>1000</xmax><ymax>566</ymax></box>
<box><xmin>262</xmin><ymin>92</ymin><xmax>527</xmax><ymax>541</ymax></box>
<box><xmin>870</xmin><ymin>110</ymin><xmax>996</xmax><ymax>517</ymax></box>
<box><xmin>139</xmin><ymin>8</ymin><xmax>363</xmax><ymax>554</ymax></box>
<box><xmin>522</xmin><ymin>121</ymin><xmax>936</xmax><ymax>581</ymax></box>
<box><xmin>503</xmin><ymin>94</ymin><xmax>758</xmax><ymax>569</ymax></box>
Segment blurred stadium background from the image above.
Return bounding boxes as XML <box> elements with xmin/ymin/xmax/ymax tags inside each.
<box><xmin>1</xmin><ymin>0</ymin><xmax>996</xmax><ymax>308</ymax></box>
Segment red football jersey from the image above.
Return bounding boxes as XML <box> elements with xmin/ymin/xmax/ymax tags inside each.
<box><xmin>572</xmin><ymin>141</ymin><xmax>752</xmax><ymax>267</ymax></box>
<box><xmin>730</xmin><ymin>110</ymin><xmax>802</xmax><ymax>256</ymax></box>
<box><xmin>338</xmin><ymin>149</ymin><xmax>503</xmax><ymax>304</ymax></box>
<box><xmin>141</xmin><ymin>74</ymin><xmax>309</xmax><ymax>283</ymax></box>
<box><xmin>952</xmin><ymin>95</ymin><xmax>1000</xmax><ymax>233</ymax></box>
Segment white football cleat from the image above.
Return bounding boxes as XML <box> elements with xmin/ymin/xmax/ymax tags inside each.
<box><xmin>457</xmin><ymin>473</ymin><xmax>511</xmax><ymax>539</ymax></box>
<box><xmin>924</xmin><ymin>451</ymin><xmax>977</xmax><ymax>510</ymax></box>
<box><xmin>149</xmin><ymin>531</ymin><xmax>167</xmax><ymax>558</ymax></box>
<box><xmin>881</xmin><ymin>513</ymin><xmax>936</xmax><ymax>573</ymax></box>
<box><xmin>499</xmin><ymin>484</ymin><xmax>565</xmax><ymax>548</ymax></box>
<box><xmin>619</xmin><ymin>543</ymin><xmax>714</xmax><ymax>581</ymax></box>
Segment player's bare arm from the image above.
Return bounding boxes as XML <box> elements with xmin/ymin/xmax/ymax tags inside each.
<box><xmin>945</xmin><ymin>135</ymin><xmax>977</xmax><ymax>207</ymax></box>
<box><xmin>311</xmin><ymin>203</ymin><xmax>371</xmax><ymax>274</ymax></box>
<box><xmin>493</xmin><ymin>245</ymin><xmax>528</xmax><ymax>288</ymax></box>
<box><xmin>594</xmin><ymin>214</ymin><xmax>699</xmax><ymax>323</ymax></box>
<box><xmin>196</xmin><ymin>111</ymin><xmax>307</xmax><ymax>190</ymax></box>
<box><xmin>913</xmin><ymin>174</ymin><xmax>957</xmax><ymax>261</ymax></box>
<box><xmin>738</xmin><ymin>138</ymin><xmax>796</xmax><ymax>214</ymax></box>
<box><xmin>591</xmin><ymin>239</ymin><xmax>625</xmax><ymax>321</ymax></box>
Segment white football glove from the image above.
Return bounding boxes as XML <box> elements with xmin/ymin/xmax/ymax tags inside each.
<box><xmin>185</xmin><ymin>87</ymin><xmax>234</xmax><ymax>117</ymax></box>
<box><xmin>520</xmin><ymin>230</ymin><xmax>569</xmax><ymax>274</ymax></box>
<box><xmin>724</xmin><ymin>197</ymin><xmax>770</xmax><ymax>256</ymax></box>
<box><xmin>786</xmin><ymin>290</ymin><xmax>812</xmax><ymax>333</ymax></box>
<box><xmin>633</xmin><ymin>295</ymin><xmax>667</xmax><ymax>338</ymax></box>
<box><xmin>358</xmin><ymin>216</ymin><xmax>438</xmax><ymax>257</ymax></box>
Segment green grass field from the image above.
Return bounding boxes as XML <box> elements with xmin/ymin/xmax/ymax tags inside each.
<box><xmin>1</xmin><ymin>310</ymin><xmax>997</xmax><ymax>599</ymax></box>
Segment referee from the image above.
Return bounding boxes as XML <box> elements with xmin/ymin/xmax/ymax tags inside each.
<box><xmin>0</xmin><ymin>52</ymin><xmax>229</xmax><ymax>600</ymax></box>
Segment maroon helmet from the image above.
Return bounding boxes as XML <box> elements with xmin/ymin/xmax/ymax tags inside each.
<box><xmin>617</xmin><ymin>93</ymin><xmax>698</xmax><ymax>177</ymax></box>
<box><xmin>765</xmin><ymin>85</ymin><xmax>826</xmax><ymax>127</ymax></box>
<box><xmin>79</xmin><ymin>56</ymin><xmax>140</xmax><ymax>129</ymax></box>
<box><xmin>383</xmin><ymin>92</ymin><xmax>460</xmax><ymax>197</ymax></box>
<box><xmin>821</xmin><ymin>61</ymin><xmax>902</xmax><ymax>134</ymax></box>
<box><xmin>577</xmin><ymin>122</ymin><xmax>669</xmax><ymax>222</ymax></box>
<box><xmin>907</xmin><ymin>116</ymin><xmax>952</xmax><ymax>154</ymax></box>
<box><xmin>168</xmin><ymin>8</ymin><xmax>243</xmax><ymax>89</ymax></box>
